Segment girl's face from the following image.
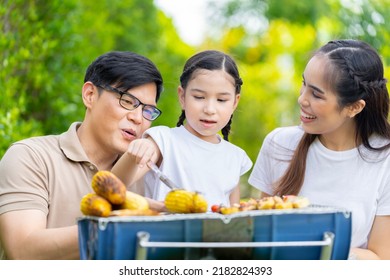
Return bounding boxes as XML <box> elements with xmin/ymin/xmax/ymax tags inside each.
<box><xmin>178</xmin><ymin>69</ymin><xmax>240</xmax><ymax>143</ymax></box>
<box><xmin>298</xmin><ymin>55</ymin><xmax>361</xmax><ymax>149</ymax></box>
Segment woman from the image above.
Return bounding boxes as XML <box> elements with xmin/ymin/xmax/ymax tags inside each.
<box><xmin>248</xmin><ymin>39</ymin><xmax>390</xmax><ymax>259</ymax></box>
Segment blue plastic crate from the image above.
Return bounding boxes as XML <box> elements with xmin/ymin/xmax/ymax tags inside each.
<box><xmin>78</xmin><ymin>205</ymin><xmax>351</xmax><ymax>260</ymax></box>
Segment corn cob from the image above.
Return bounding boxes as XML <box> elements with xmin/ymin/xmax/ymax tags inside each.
<box><xmin>120</xmin><ymin>191</ymin><xmax>149</xmax><ymax>210</ymax></box>
<box><xmin>109</xmin><ymin>209</ymin><xmax>159</xmax><ymax>216</ymax></box>
<box><xmin>91</xmin><ymin>170</ymin><xmax>126</xmax><ymax>205</ymax></box>
<box><xmin>80</xmin><ymin>193</ymin><xmax>112</xmax><ymax>217</ymax></box>
<box><xmin>164</xmin><ymin>189</ymin><xmax>196</xmax><ymax>213</ymax></box>
<box><xmin>192</xmin><ymin>192</ymin><xmax>208</xmax><ymax>213</ymax></box>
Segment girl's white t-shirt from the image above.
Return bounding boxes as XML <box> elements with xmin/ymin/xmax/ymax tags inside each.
<box><xmin>248</xmin><ymin>125</ymin><xmax>390</xmax><ymax>248</ymax></box>
<box><xmin>143</xmin><ymin>125</ymin><xmax>253</xmax><ymax>209</ymax></box>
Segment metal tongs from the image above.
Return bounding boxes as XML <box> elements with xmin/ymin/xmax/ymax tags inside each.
<box><xmin>147</xmin><ymin>161</ymin><xmax>180</xmax><ymax>190</ymax></box>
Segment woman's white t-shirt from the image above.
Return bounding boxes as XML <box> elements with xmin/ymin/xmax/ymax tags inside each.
<box><xmin>248</xmin><ymin>126</ymin><xmax>390</xmax><ymax>248</ymax></box>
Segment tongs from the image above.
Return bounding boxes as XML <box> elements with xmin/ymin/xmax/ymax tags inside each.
<box><xmin>147</xmin><ymin>161</ymin><xmax>180</xmax><ymax>190</ymax></box>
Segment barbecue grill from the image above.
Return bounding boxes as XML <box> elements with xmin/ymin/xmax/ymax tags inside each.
<box><xmin>78</xmin><ymin>205</ymin><xmax>351</xmax><ymax>260</ymax></box>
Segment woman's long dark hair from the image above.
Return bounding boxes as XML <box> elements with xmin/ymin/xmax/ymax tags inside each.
<box><xmin>274</xmin><ymin>39</ymin><xmax>390</xmax><ymax>196</ymax></box>
<box><xmin>176</xmin><ymin>50</ymin><xmax>242</xmax><ymax>141</ymax></box>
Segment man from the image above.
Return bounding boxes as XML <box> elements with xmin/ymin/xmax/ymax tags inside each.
<box><xmin>0</xmin><ymin>51</ymin><xmax>163</xmax><ymax>259</ymax></box>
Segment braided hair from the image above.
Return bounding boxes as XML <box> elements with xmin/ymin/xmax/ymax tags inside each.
<box><xmin>319</xmin><ymin>40</ymin><xmax>390</xmax><ymax>151</ymax></box>
<box><xmin>176</xmin><ymin>50</ymin><xmax>242</xmax><ymax>141</ymax></box>
<box><xmin>274</xmin><ymin>39</ymin><xmax>390</xmax><ymax>196</ymax></box>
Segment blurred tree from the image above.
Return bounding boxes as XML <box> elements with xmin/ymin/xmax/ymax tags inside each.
<box><xmin>2</xmin><ymin>0</ymin><xmax>390</xmax><ymax>198</ymax></box>
<box><xmin>1</xmin><ymin>0</ymin><xmax>82</xmax><ymax>155</ymax></box>
<box><xmin>150</xmin><ymin>10</ymin><xmax>195</xmax><ymax>128</ymax></box>
<box><xmin>0</xmin><ymin>0</ymin><xmax>195</xmax><ymax>157</ymax></box>
<box><xmin>201</xmin><ymin>0</ymin><xmax>390</xmax><ymax>197</ymax></box>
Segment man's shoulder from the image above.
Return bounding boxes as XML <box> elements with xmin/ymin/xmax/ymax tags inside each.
<box><xmin>0</xmin><ymin>135</ymin><xmax>63</xmax><ymax>182</ymax></box>
<box><xmin>3</xmin><ymin>131</ymin><xmax>68</xmax><ymax>164</ymax></box>
<box><xmin>13</xmin><ymin>134</ymin><xmax>60</xmax><ymax>150</ymax></box>
<box><xmin>9</xmin><ymin>123</ymin><xmax>78</xmax><ymax>156</ymax></box>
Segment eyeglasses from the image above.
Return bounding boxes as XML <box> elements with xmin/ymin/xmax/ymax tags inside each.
<box><xmin>97</xmin><ymin>84</ymin><xmax>162</xmax><ymax>121</ymax></box>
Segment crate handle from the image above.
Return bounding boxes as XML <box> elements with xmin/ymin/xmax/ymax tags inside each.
<box><xmin>135</xmin><ymin>231</ymin><xmax>335</xmax><ymax>260</ymax></box>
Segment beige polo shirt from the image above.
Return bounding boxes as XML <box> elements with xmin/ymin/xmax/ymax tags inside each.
<box><xmin>0</xmin><ymin>122</ymin><xmax>146</xmax><ymax>259</ymax></box>
<box><xmin>0</xmin><ymin>122</ymin><xmax>98</xmax><ymax>228</ymax></box>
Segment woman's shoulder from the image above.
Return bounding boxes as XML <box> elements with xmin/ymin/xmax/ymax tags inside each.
<box><xmin>265</xmin><ymin>125</ymin><xmax>304</xmax><ymax>144</ymax></box>
<box><xmin>369</xmin><ymin>134</ymin><xmax>390</xmax><ymax>147</ymax></box>
<box><xmin>360</xmin><ymin>134</ymin><xmax>390</xmax><ymax>161</ymax></box>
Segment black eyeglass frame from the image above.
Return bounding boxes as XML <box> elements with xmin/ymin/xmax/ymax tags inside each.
<box><xmin>96</xmin><ymin>84</ymin><xmax>162</xmax><ymax>121</ymax></box>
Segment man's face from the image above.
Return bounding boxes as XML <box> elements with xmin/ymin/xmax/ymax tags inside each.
<box><xmin>88</xmin><ymin>82</ymin><xmax>158</xmax><ymax>155</ymax></box>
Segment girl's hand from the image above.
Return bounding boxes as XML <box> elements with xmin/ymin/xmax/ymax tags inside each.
<box><xmin>112</xmin><ymin>136</ymin><xmax>161</xmax><ymax>187</ymax></box>
<box><xmin>145</xmin><ymin>198</ymin><xmax>167</xmax><ymax>212</ymax></box>
<box><xmin>126</xmin><ymin>138</ymin><xmax>159</xmax><ymax>168</ymax></box>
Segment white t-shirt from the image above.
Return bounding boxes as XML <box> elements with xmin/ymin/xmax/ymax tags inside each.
<box><xmin>144</xmin><ymin>125</ymin><xmax>253</xmax><ymax>208</ymax></box>
<box><xmin>248</xmin><ymin>126</ymin><xmax>390</xmax><ymax>248</ymax></box>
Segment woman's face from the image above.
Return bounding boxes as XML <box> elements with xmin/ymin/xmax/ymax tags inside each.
<box><xmin>298</xmin><ymin>55</ymin><xmax>357</xmax><ymax>148</ymax></box>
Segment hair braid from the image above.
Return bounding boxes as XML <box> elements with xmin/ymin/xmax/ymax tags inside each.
<box><xmin>360</xmin><ymin>79</ymin><xmax>388</xmax><ymax>93</ymax></box>
<box><xmin>176</xmin><ymin>110</ymin><xmax>186</xmax><ymax>127</ymax></box>
<box><xmin>221</xmin><ymin>115</ymin><xmax>233</xmax><ymax>141</ymax></box>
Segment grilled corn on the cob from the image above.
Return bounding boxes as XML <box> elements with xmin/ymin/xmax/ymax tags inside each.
<box><xmin>80</xmin><ymin>193</ymin><xmax>112</xmax><ymax>217</ymax></box>
<box><xmin>192</xmin><ymin>192</ymin><xmax>208</xmax><ymax>213</ymax></box>
<box><xmin>109</xmin><ymin>209</ymin><xmax>159</xmax><ymax>216</ymax></box>
<box><xmin>91</xmin><ymin>170</ymin><xmax>126</xmax><ymax>205</ymax></box>
<box><xmin>164</xmin><ymin>189</ymin><xmax>208</xmax><ymax>213</ymax></box>
<box><xmin>165</xmin><ymin>189</ymin><xmax>195</xmax><ymax>213</ymax></box>
<box><xmin>120</xmin><ymin>191</ymin><xmax>149</xmax><ymax>210</ymax></box>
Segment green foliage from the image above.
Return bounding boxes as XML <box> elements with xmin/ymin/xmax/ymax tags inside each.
<box><xmin>1</xmin><ymin>0</ymin><xmax>390</xmax><ymax>201</ymax></box>
<box><xmin>150</xmin><ymin>10</ymin><xmax>196</xmax><ymax>128</ymax></box>
<box><xmin>199</xmin><ymin>0</ymin><xmax>390</xmax><ymax>195</ymax></box>
<box><xmin>1</xmin><ymin>0</ymin><xmax>80</xmax><ymax>154</ymax></box>
<box><xmin>0</xmin><ymin>0</ymin><xmax>195</xmax><ymax>158</ymax></box>
<box><xmin>201</xmin><ymin>0</ymin><xmax>390</xmax><ymax>160</ymax></box>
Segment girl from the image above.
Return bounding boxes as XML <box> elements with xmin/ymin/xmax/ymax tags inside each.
<box><xmin>248</xmin><ymin>39</ymin><xmax>390</xmax><ymax>259</ymax></box>
<box><xmin>112</xmin><ymin>50</ymin><xmax>252</xmax><ymax>210</ymax></box>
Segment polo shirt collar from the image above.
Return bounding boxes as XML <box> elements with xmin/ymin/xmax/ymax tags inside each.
<box><xmin>59</xmin><ymin>122</ymin><xmax>90</xmax><ymax>162</ymax></box>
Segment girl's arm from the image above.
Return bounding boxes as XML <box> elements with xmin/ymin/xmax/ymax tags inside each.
<box><xmin>145</xmin><ymin>198</ymin><xmax>167</xmax><ymax>212</ymax></box>
<box><xmin>350</xmin><ymin>215</ymin><xmax>390</xmax><ymax>259</ymax></box>
<box><xmin>111</xmin><ymin>137</ymin><xmax>161</xmax><ymax>187</ymax></box>
<box><xmin>229</xmin><ymin>183</ymin><xmax>241</xmax><ymax>205</ymax></box>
